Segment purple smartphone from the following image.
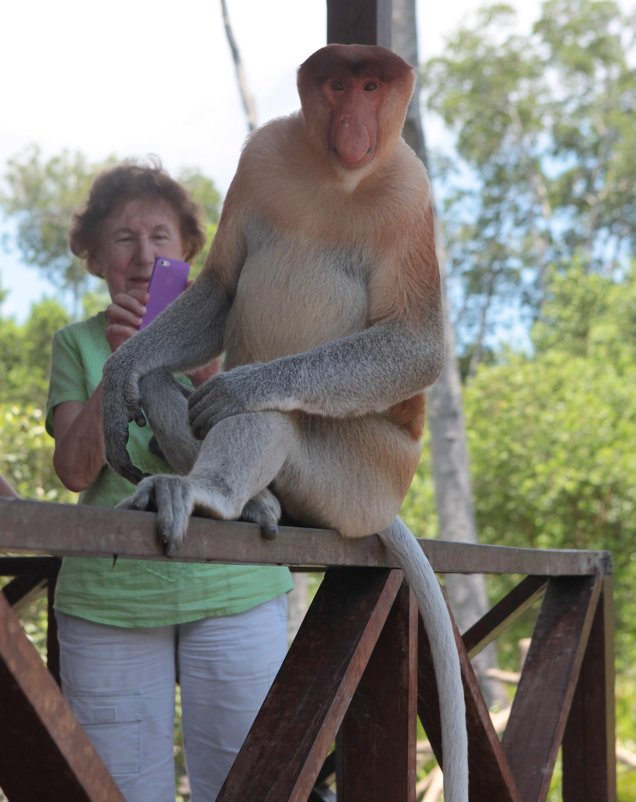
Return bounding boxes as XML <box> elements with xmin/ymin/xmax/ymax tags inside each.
<box><xmin>139</xmin><ymin>256</ymin><xmax>190</xmax><ymax>330</ymax></box>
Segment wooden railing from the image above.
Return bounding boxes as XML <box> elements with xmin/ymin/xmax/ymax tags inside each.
<box><xmin>0</xmin><ymin>498</ymin><xmax>616</xmax><ymax>801</ymax></box>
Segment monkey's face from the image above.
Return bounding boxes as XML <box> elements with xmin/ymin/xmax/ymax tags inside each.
<box><xmin>298</xmin><ymin>45</ymin><xmax>415</xmax><ymax>174</ymax></box>
<box><xmin>91</xmin><ymin>197</ymin><xmax>185</xmax><ymax>299</ymax></box>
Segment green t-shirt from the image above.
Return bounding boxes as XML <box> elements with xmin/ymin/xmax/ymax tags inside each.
<box><xmin>46</xmin><ymin>313</ymin><xmax>292</xmax><ymax>627</ymax></box>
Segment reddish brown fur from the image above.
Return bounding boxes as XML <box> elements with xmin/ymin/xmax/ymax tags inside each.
<box><xmin>386</xmin><ymin>394</ymin><xmax>426</xmax><ymax>440</ymax></box>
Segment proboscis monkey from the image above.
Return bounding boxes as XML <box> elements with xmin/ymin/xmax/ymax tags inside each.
<box><xmin>102</xmin><ymin>44</ymin><xmax>468</xmax><ymax>801</ymax></box>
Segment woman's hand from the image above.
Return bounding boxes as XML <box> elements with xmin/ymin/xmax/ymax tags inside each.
<box><xmin>105</xmin><ymin>288</ymin><xmax>149</xmax><ymax>351</ymax></box>
<box><xmin>185</xmin><ymin>357</ymin><xmax>223</xmax><ymax>387</ymax></box>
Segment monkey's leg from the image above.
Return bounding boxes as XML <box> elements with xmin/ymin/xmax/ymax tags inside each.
<box><xmin>272</xmin><ymin>414</ymin><xmax>420</xmax><ymax>538</ymax></box>
<box><xmin>134</xmin><ymin>375</ymin><xmax>284</xmax><ymax>540</ymax></box>
<box><xmin>119</xmin><ymin>411</ymin><xmax>293</xmax><ymax>555</ymax></box>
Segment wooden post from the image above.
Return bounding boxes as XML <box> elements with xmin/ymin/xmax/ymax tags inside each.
<box><xmin>337</xmin><ymin>582</ymin><xmax>418</xmax><ymax>801</ymax></box>
<box><xmin>326</xmin><ymin>0</ymin><xmax>391</xmax><ymax>47</ymax></box>
<box><xmin>502</xmin><ymin>577</ymin><xmax>602</xmax><ymax>802</ymax></box>
<box><xmin>562</xmin><ymin>577</ymin><xmax>617</xmax><ymax>802</ymax></box>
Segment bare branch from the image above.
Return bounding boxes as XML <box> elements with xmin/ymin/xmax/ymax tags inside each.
<box><xmin>220</xmin><ymin>0</ymin><xmax>258</xmax><ymax>132</ymax></box>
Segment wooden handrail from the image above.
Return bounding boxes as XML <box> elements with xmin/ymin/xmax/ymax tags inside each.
<box><xmin>0</xmin><ymin>499</ymin><xmax>612</xmax><ymax>577</ymax></box>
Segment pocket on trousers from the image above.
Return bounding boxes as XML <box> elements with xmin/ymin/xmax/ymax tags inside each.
<box><xmin>70</xmin><ymin>691</ymin><xmax>142</xmax><ymax>777</ymax></box>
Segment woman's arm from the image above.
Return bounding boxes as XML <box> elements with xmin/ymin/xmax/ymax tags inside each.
<box><xmin>50</xmin><ymin>290</ymin><xmax>147</xmax><ymax>492</ymax></box>
<box><xmin>52</xmin><ymin>391</ymin><xmax>107</xmax><ymax>492</ymax></box>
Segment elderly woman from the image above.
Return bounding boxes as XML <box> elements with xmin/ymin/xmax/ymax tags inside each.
<box><xmin>46</xmin><ymin>160</ymin><xmax>292</xmax><ymax>802</ymax></box>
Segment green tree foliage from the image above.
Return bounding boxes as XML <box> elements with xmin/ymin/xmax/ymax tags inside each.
<box><xmin>467</xmin><ymin>267</ymin><xmax>635</xmax><ymax>769</ymax></box>
<box><xmin>0</xmin><ymin>145</ymin><xmax>117</xmax><ymax>308</ymax></box>
<box><xmin>0</xmin><ymin>293</ymin><xmax>70</xmax><ymax>409</ymax></box>
<box><xmin>423</xmin><ymin>0</ymin><xmax>636</xmax><ymax>365</ymax></box>
<box><xmin>0</xmin><ymin>403</ymin><xmax>73</xmax><ymax>503</ymax></box>
<box><xmin>0</xmin><ymin>291</ymin><xmax>73</xmax><ymax>500</ymax></box>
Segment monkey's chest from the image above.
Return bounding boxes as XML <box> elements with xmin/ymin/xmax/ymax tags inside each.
<box><xmin>224</xmin><ymin>238</ymin><xmax>369</xmax><ymax>363</ymax></box>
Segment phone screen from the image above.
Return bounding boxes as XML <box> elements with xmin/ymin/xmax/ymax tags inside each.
<box><xmin>139</xmin><ymin>257</ymin><xmax>190</xmax><ymax>330</ymax></box>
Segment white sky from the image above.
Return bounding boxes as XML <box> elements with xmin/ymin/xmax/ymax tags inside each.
<box><xmin>0</xmin><ymin>0</ymin><xmax>536</xmax><ymax>320</ymax></box>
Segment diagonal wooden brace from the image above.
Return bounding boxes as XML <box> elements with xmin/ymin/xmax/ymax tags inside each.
<box><xmin>0</xmin><ymin>592</ymin><xmax>124</xmax><ymax>802</ymax></box>
<box><xmin>502</xmin><ymin>576</ymin><xmax>602</xmax><ymax>802</ymax></box>
<box><xmin>216</xmin><ymin>567</ymin><xmax>404</xmax><ymax>802</ymax></box>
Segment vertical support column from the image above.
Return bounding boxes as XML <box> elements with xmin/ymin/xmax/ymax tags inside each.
<box><xmin>337</xmin><ymin>582</ymin><xmax>417</xmax><ymax>802</ymax></box>
<box><xmin>47</xmin><ymin>566</ymin><xmax>60</xmax><ymax>684</ymax></box>
<box><xmin>562</xmin><ymin>577</ymin><xmax>617</xmax><ymax>802</ymax></box>
<box><xmin>326</xmin><ymin>0</ymin><xmax>392</xmax><ymax>47</ymax></box>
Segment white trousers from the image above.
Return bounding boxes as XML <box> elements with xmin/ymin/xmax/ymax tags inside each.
<box><xmin>56</xmin><ymin>595</ymin><xmax>288</xmax><ymax>802</ymax></box>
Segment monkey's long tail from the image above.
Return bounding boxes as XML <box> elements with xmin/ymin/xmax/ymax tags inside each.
<box><xmin>379</xmin><ymin>518</ymin><xmax>468</xmax><ymax>802</ymax></box>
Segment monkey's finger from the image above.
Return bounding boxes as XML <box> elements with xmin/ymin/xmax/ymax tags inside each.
<box><xmin>260</xmin><ymin>520</ymin><xmax>279</xmax><ymax>540</ymax></box>
<box><xmin>154</xmin><ymin>478</ymin><xmax>193</xmax><ymax>557</ymax></box>
<box><xmin>119</xmin><ymin>479</ymin><xmax>153</xmax><ymax>511</ymax></box>
<box><xmin>239</xmin><ymin>492</ymin><xmax>281</xmax><ymax>540</ymax></box>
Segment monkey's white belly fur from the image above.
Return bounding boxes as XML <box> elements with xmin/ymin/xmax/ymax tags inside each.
<box><xmin>224</xmin><ymin>227</ymin><xmax>369</xmax><ymax>366</ymax></box>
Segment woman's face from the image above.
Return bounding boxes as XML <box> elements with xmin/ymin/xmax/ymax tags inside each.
<box><xmin>91</xmin><ymin>197</ymin><xmax>185</xmax><ymax>299</ymax></box>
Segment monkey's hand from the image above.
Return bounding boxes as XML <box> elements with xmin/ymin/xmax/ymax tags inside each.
<box><xmin>116</xmin><ymin>474</ymin><xmax>249</xmax><ymax>556</ymax></box>
<box><xmin>102</xmin><ymin>352</ymin><xmax>149</xmax><ymax>485</ymax></box>
<box><xmin>188</xmin><ymin>365</ymin><xmax>262</xmax><ymax>439</ymax></box>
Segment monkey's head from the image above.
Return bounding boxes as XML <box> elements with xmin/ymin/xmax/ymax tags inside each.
<box><xmin>297</xmin><ymin>44</ymin><xmax>415</xmax><ymax>173</ymax></box>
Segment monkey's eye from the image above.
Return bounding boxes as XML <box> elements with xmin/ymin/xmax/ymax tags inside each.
<box><xmin>364</xmin><ymin>81</ymin><xmax>379</xmax><ymax>91</ymax></box>
<box><xmin>331</xmin><ymin>80</ymin><xmax>345</xmax><ymax>91</ymax></box>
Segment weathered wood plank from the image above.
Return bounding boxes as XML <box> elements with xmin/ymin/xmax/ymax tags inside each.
<box><xmin>562</xmin><ymin>577</ymin><xmax>617</xmax><ymax>802</ymax></box>
<box><xmin>336</xmin><ymin>582</ymin><xmax>418</xmax><ymax>802</ymax></box>
<box><xmin>418</xmin><ymin>618</ymin><xmax>522</xmax><ymax>802</ymax></box>
<box><xmin>0</xmin><ymin>499</ymin><xmax>612</xmax><ymax>576</ymax></box>
<box><xmin>501</xmin><ymin>576</ymin><xmax>602</xmax><ymax>802</ymax></box>
<box><xmin>216</xmin><ymin>568</ymin><xmax>403</xmax><ymax>801</ymax></box>
<box><xmin>462</xmin><ymin>575</ymin><xmax>547</xmax><ymax>657</ymax></box>
<box><xmin>0</xmin><ymin>592</ymin><xmax>124</xmax><ymax>801</ymax></box>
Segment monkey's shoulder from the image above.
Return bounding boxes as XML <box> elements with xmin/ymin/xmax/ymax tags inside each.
<box><xmin>230</xmin><ymin>115</ymin><xmax>433</xmax><ymax>258</ymax></box>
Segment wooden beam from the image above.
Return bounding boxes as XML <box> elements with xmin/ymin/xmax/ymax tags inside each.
<box><xmin>501</xmin><ymin>576</ymin><xmax>602</xmax><ymax>802</ymax></box>
<box><xmin>0</xmin><ymin>592</ymin><xmax>124</xmax><ymax>801</ymax></box>
<box><xmin>562</xmin><ymin>577</ymin><xmax>617</xmax><ymax>802</ymax></box>
<box><xmin>216</xmin><ymin>568</ymin><xmax>403</xmax><ymax>801</ymax></box>
<box><xmin>326</xmin><ymin>0</ymin><xmax>392</xmax><ymax>47</ymax></box>
<box><xmin>462</xmin><ymin>575</ymin><xmax>547</xmax><ymax>657</ymax></box>
<box><xmin>0</xmin><ymin>499</ymin><xmax>612</xmax><ymax>577</ymax></box>
<box><xmin>337</xmin><ymin>582</ymin><xmax>418</xmax><ymax>801</ymax></box>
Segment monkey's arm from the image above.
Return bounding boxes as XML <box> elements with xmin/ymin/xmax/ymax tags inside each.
<box><xmin>138</xmin><ymin>371</ymin><xmax>200</xmax><ymax>475</ymax></box>
<box><xmin>188</xmin><ymin>311</ymin><xmax>444</xmax><ymax>438</ymax></box>
<box><xmin>102</xmin><ymin>274</ymin><xmax>231</xmax><ymax>482</ymax></box>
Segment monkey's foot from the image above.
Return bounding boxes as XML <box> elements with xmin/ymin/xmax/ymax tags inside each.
<box><xmin>116</xmin><ymin>474</ymin><xmax>238</xmax><ymax>556</ymax></box>
<box><xmin>240</xmin><ymin>488</ymin><xmax>282</xmax><ymax>540</ymax></box>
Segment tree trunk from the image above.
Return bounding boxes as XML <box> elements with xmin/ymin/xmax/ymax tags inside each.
<box><xmin>392</xmin><ymin>0</ymin><xmax>506</xmax><ymax>708</ymax></box>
